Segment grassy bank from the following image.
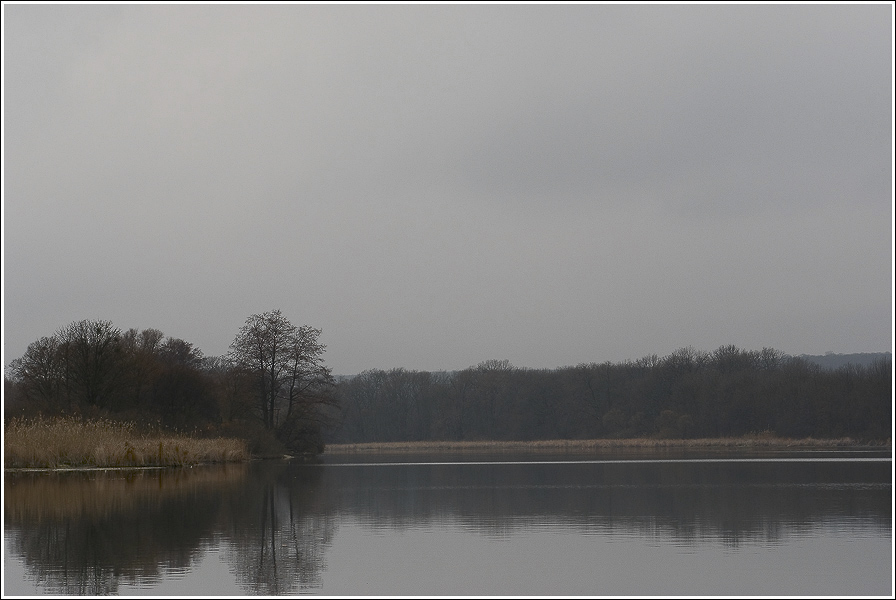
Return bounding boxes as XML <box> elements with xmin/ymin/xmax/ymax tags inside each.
<box><xmin>4</xmin><ymin>417</ymin><xmax>249</xmax><ymax>469</ymax></box>
<box><xmin>325</xmin><ymin>435</ymin><xmax>891</xmax><ymax>453</ymax></box>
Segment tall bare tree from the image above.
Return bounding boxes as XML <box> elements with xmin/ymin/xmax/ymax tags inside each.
<box><xmin>227</xmin><ymin>310</ymin><xmax>336</xmax><ymax>451</ymax></box>
<box><xmin>56</xmin><ymin>320</ymin><xmax>125</xmax><ymax>410</ymax></box>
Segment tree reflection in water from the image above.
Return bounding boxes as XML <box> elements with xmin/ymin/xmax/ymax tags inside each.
<box><xmin>313</xmin><ymin>454</ymin><xmax>891</xmax><ymax>547</ymax></box>
<box><xmin>4</xmin><ymin>462</ymin><xmax>336</xmax><ymax>595</ymax></box>
<box><xmin>223</xmin><ymin>461</ymin><xmax>335</xmax><ymax>594</ymax></box>
<box><xmin>4</xmin><ymin>452</ymin><xmax>891</xmax><ymax>595</ymax></box>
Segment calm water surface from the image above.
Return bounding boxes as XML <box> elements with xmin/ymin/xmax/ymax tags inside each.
<box><xmin>3</xmin><ymin>448</ymin><xmax>892</xmax><ymax>596</ymax></box>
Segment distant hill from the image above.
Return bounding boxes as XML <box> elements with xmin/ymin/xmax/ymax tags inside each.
<box><xmin>796</xmin><ymin>352</ymin><xmax>892</xmax><ymax>370</ymax></box>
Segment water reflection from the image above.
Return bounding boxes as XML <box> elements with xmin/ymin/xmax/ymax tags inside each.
<box><xmin>312</xmin><ymin>454</ymin><xmax>891</xmax><ymax>547</ymax></box>
<box><xmin>4</xmin><ymin>462</ymin><xmax>336</xmax><ymax>595</ymax></box>
<box><xmin>5</xmin><ymin>466</ymin><xmax>245</xmax><ymax>594</ymax></box>
<box><xmin>3</xmin><ymin>451</ymin><xmax>891</xmax><ymax>595</ymax></box>
<box><xmin>222</xmin><ymin>462</ymin><xmax>336</xmax><ymax>594</ymax></box>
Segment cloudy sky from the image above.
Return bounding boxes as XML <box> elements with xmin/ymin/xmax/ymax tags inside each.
<box><xmin>3</xmin><ymin>3</ymin><xmax>893</xmax><ymax>375</ymax></box>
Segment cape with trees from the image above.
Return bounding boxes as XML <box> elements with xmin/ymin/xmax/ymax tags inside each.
<box><xmin>5</xmin><ymin>311</ymin><xmax>337</xmax><ymax>455</ymax></box>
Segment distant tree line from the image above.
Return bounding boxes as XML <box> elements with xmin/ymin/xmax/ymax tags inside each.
<box><xmin>4</xmin><ymin>311</ymin><xmax>338</xmax><ymax>455</ymax></box>
<box><xmin>7</xmin><ymin>324</ymin><xmax>891</xmax><ymax>450</ymax></box>
<box><xmin>330</xmin><ymin>346</ymin><xmax>892</xmax><ymax>443</ymax></box>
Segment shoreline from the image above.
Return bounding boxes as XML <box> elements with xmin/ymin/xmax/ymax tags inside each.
<box><xmin>5</xmin><ymin>465</ymin><xmax>175</xmax><ymax>473</ymax></box>
<box><xmin>6</xmin><ymin>436</ymin><xmax>890</xmax><ymax>471</ymax></box>
<box><xmin>324</xmin><ymin>436</ymin><xmax>892</xmax><ymax>453</ymax></box>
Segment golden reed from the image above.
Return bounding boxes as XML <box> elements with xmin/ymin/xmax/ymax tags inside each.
<box><xmin>4</xmin><ymin>417</ymin><xmax>249</xmax><ymax>469</ymax></box>
<box><xmin>325</xmin><ymin>435</ymin><xmax>889</xmax><ymax>453</ymax></box>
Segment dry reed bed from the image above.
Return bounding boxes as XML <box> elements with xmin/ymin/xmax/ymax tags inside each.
<box><xmin>4</xmin><ymin>417</ymin><xmax>249</xmax><ymax>469</ymax></box>
<box><xmin>325</xmin><ymin>436</ymin><xmax>889</xmax><ymax>453</ymax></box>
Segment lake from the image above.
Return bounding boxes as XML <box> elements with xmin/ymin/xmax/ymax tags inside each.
<box><xmin>3</xmin><ymin>447</ymin><xmax>892</xmax><ymax>596</ymax></box>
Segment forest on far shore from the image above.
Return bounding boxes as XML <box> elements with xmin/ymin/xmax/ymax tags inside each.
<box><xmin>328</xmin><ymin>347</ymin><xmax>892</xmax><ymax>444</ymax></box>
<box><xmin>4</xmin><ymin>315</ymin><xmax>892</xmax><ymax>453</ymax></box>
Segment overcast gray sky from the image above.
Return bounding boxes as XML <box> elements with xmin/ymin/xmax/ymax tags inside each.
<box><xmin>3</xmin><ymin>3</ymin><xmax>893</xmax><ymax>375</ymax></box>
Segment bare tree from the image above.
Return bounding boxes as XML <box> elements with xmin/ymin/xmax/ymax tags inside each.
<box><xmin>8</xmin><ymin>336</ymin><xmax>66</xmax><ymax>411</ymax></box>
<box><xmin>227</xmin><ymin>310</ymin><xmax>336</xmax><ymax>451</ymax></box>
<box><xmin>56</xmin><ymin>320</ymin><xmax>125</xmax><ymax>410</ymax></box>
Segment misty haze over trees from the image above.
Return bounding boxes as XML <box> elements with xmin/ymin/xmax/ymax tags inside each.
<box><xmin>795</xmin><ymin>352</ymin><xmax>892</xmax><ymax>371</ymax></box>
<box><xmin>4</xmin><ymin>315</ymin><xmax>891</xmax><ymax>453</ymax></box>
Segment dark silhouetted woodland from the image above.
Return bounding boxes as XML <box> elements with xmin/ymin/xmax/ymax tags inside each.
<box><xmin>5</xmin><ymin>312</ymin><xmax>337</xmax><ymax>455</ymax></box>
<box><xmin>5</xmin><ymin>316</ymin><xmax>891</xmax><ymax>453</ymax></box>
<box><xmin>330</xmin><ymin>348</ymin><xmax>891</xmax><ymax>443</ymax></box>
